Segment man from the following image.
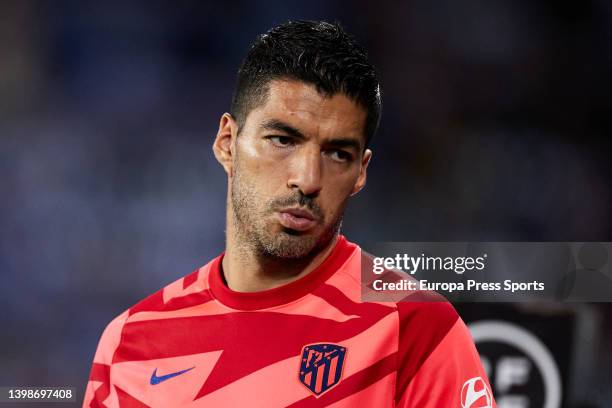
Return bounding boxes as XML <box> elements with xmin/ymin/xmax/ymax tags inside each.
<box><xmin>84</xmin><ymin>21</ymin><xmax>495</xmax><ymax>407</ymax></box>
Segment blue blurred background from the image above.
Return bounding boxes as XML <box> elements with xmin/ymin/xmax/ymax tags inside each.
<box><xmin>1</xmin><ymin>0</ymin><xmax>611</xmax><ymax>406</ymax></box>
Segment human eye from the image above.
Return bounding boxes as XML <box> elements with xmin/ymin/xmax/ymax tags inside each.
<box><xmin>266</xmin><ymin>135</ymin><xmax>295</xmax><ymax>148</ymax></box>
<box><xmin>326</xmin><ymin>149</ymin><xmax>353</xmax><ymax>163</ymax></box>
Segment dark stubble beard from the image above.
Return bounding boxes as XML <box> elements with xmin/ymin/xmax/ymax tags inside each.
<box><xmin>231</xmin><ymin>162</ymin><xmax>345</xmax><ymax>261</ymax></box>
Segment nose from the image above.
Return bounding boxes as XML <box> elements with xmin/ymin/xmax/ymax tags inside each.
<box><xmin>287</xmin><ymin>145</ymin><xmax>322</xmax><ymax>197</ymax></box>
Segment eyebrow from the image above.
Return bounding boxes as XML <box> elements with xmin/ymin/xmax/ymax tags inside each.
<box><xmin>261</xmin><ymin>119</ymin><xmax>306</xmax><ymax>140</ymax></box>
<box><xmin>261</xmin><ymin>119</ymin><xmax>362</xmax><ymax>151</ymax></box>
<box><xmin>325</xmin><ymin>138</ymin><xmax>361</xmax><ymax>151</ymax></box>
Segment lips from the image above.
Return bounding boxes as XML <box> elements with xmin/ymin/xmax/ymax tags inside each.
<box><xmin>278</xmin><ymin>208</ymin><xmax>317</xmax><ymax>231</ymax></box>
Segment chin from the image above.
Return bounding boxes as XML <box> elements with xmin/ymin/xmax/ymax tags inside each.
<box><xmin>259</xmin><ymin>230</ymin><xmax>320</xmax><ymax>260</ymax></box>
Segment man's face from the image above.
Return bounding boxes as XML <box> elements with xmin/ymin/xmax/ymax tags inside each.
<box><xmin>218</xmin><ymin>79</ymin><xmax>371</xmax><ymax>259</ymax></box>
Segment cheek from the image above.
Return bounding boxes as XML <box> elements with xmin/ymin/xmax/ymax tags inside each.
<box><xmin>240</xmin><ymin>138</ymin><xmax>290</xmax><ymax>172</ymax></box>
<box><xmin>321</xmin><ymin>175</ymin><xmax>357</xmax><ymax>214</ymax></box>
<box><xmin>237</xmin><ymin>141</ymin><xmax>283</xmax><ymax>182</ymax></box>
<box><xmin>235</xmin><ymin>158</ymin><xmax>290</xmax><ymax>207</ymax></box>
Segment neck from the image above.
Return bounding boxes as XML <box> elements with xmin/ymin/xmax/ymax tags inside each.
<box><xmin>222</xmin><ymin>208</ymin><xmax>338</xmax><ymax>293</ymax></box>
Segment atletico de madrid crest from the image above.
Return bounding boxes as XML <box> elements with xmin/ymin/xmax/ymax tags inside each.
<box><xmin>298</xmin><ymin>343</ymin><xmax>347</xmax><ymax>396</ymax></box>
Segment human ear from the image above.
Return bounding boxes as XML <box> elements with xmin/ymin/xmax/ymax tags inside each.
<box><xmin>350</xmin><ymin>149</ymin><xmax>372</xmax><ymax>196</ymax></box>
<box><xmin>213</xmin><ymin>113</ymin><xmax>238</xmax><ymax>177</ymax></box>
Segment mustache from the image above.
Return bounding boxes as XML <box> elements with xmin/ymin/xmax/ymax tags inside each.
<box><xmin>271</xmin><ymin>193</ymin><xmax>324</xmax><ymax>220</ymax></box>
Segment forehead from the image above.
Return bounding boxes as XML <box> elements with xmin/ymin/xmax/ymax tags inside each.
<box><xmin>248</xmin><ymin>80</ymin><xmax>367</xmax><ymax>142</ymax></box>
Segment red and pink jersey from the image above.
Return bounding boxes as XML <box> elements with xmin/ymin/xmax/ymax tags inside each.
<box><xmin>84</xmin><ymin>235</ymin><xmax>495</xmax><ymax>407</ymax></box>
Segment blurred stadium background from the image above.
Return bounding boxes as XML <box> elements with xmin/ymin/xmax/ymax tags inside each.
<box><xmin>1</xmin><ymin>0</ymin><xmax>611</xmax><ymax>406</ymax></box>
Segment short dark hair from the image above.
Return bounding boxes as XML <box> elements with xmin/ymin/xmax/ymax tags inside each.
<box><xmin>230</xmin><ymin>20</ymin><xmax>381</xmax><ymax>148</ymax></box>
